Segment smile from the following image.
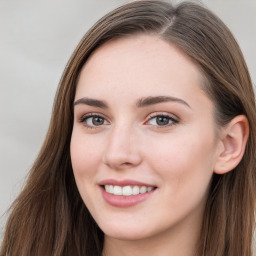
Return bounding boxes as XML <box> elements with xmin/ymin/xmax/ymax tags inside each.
<box><xmin>104</xmin><ymin>185</ymin><xmax>155</xmax><ymax>196</ymax></box>
<box><xmin>99</xmin><ymin>180</ymin><xmax>157</xmax><ymax>207</ymax></box>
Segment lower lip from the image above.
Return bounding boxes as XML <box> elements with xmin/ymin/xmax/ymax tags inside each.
<box><xmin>100</xmin><ymin>186</ymin><xmax>156</xmax><ymax>208</ymax></box>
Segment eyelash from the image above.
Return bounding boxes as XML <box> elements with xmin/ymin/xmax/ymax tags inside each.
<box><xmin>79</xmin><ymin>113</ymin><xmax>109</xmax><ymax>129</ymax></box>
<box><xmin>78</xmin><ymin>112</ymin><xmax>179</xmax><ymax>129</ymax></box>
<box><xmin>145</xmin><ymin>112</ymin><xmax>179</xmax><ymax>128</ymax></box>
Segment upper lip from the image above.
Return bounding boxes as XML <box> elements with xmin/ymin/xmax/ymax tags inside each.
<box><xmin>99</xmin><ymin>179</ymin><xmax>156</xmax><ymax>187</ymax></box>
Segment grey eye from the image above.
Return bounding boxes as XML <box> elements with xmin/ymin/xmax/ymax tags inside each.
<box><xmin>147</xmin><ymin>115</ymin><xmax>177</xmax><ymax>126</ymax></box>
<box><xmin>155</xmin><ymin>116</ymin><xmax>170</xmax><ymax>125</ymax></box>
<box><xmin>83</xmin><ymin>116</ymin><xmax>107</xmax><ymax>126</ymax></box>
<box><xmin>91</xmin><ymin>116</ymin><xmax>105</xmax><ymax>126</ymax></box>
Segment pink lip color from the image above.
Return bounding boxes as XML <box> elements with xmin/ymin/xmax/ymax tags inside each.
<box><xmin>100</xmin><ymin>187</ymin><xmax>155</xmax><ymax>208</ymax></box>
<box><xmin>99</xmin><ymin>179</ymin><xmax>157</xmax><ymax>208</ymax></box>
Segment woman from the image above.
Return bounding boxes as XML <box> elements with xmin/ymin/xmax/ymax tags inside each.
<box><xmin>1</xmin><ymin>0</ymin><xmax>256</xmax><ymax>255</ymax></box>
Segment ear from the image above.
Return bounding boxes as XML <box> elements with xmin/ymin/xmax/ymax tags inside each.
<box><xmin>214</xmin><ymin>115</ymin><xmax>249</xmax><ymax>174</ymax></box>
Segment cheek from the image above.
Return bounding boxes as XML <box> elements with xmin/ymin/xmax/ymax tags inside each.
<box><xmin>70</xmin><ymin>132</ymin><xmax>104</xmax><ymax>210</ymax></box>
<box><xmin>146</xmin><ymin>130</ymin><xmax>216</xmax><ymax>195</ymax></box>
<box><xmin>70</xmin><ymin>132</ymin><xmax>101</xmax><ymax>184</ymax></box>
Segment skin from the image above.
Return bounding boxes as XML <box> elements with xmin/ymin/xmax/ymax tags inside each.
<box><xmin>70</xmin><ymin>34</ymin><xmax>224</xmax><ymax>256</ymax></box>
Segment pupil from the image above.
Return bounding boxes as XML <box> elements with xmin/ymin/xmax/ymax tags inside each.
<box><xmin>92</xmin><ymin>117</ymin><xmax>104</xmax><ymax>125</ymax></box>
<box><xmin>156</xmin><ymin>116</ymin><xmax>169</xmax><ymax>125</ymax></box>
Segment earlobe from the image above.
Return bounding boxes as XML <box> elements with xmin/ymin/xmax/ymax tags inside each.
<box><xmin>214</xmin><ymin>115</ymin><xmax>249</xmax><ymax>174</ymax></box>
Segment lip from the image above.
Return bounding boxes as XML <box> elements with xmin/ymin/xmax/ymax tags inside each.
<box><xmin>99</xmin><ymin>179</ymin><xmax>157</xmax><ymax>208</ymax></box>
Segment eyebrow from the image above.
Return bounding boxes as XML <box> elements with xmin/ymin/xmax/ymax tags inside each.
<box><xmin>73</xmin><ymin>96</ymin><xmax>190</xmax><ymax>109</ymax></box>
<box><xmin>136</xmin><ymin>96</ymin><xmax>191</xmax><ymax>108</ymax></box>
<box><xmin>74</xmin><ymin>97</ymin><xmax>108</xmax><ymax>108</ymax></box>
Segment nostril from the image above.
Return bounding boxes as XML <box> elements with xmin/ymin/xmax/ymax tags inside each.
<box><xmin>103</xmin><ymin>149</ymin><xmax>142</xmax><ymax>169</ymax></box>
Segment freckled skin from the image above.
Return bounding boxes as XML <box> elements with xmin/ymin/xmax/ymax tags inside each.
<box><xmin>70</xmin><ymin>35</ymin><xmax>221</xmax><ymax>256</ymax></box>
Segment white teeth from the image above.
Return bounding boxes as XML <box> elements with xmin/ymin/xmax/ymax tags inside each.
<box><xmin>132</xmin><ymin>186</ymin><xmax>140</xmax><ymax>195</ymax></box>
<box><xmin>104</xmin><ymin>185</ymin><xmax>155</xmax><ymax>196</ymax></box>
<box><xmin>122</xmin><ymin>186</ymin><xmax>132</xmax><ymax>196</ymax></box>
<box><xmin>140</xmin><ymin>186</ymin><xmax>147</xmax><ymax>194</ymax></box>
<box><xmin>105</xmin><ymin>185</ymin><xmax>110</xmax><ymax>192</ymax></box>
<box><xmin>147</xmin><ymin>187</ymin><xmax>153</xmax><ymax>192</ymax></box>
<box><xmin>113</xmin><ymin>186</ymin><xmax>122</xmax><ymax>195</ymax></box>
<box><xmin>105</xmin><ymin>185</ymin><xmax>114</xmax><ymax>194</ymax></box>
<box><xmin>109</xmin><ymin>185</ymin><xmax>114</xmax><ymax>194</ymax></box>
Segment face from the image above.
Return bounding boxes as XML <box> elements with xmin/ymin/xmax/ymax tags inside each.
<box><xmin>70</xmin><ymin>35</ymin><xmax>221</xmax><ymax>242</ymax></box>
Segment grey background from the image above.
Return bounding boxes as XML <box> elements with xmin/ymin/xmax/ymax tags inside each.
<box><xmin>1</xmin><ymin>0</ymin><xmax>255</xmax><ymax>242</ymax></box>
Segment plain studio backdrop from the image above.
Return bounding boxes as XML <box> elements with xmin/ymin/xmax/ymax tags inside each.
<box><xmin>0</xmin><ymin>0</ymin><xmax>255</xmax><ymax>242</ymax></box>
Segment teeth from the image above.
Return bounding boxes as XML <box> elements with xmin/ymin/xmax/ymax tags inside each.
<box><xmin>104</xmin><ymin>185</ymin><xmax>155</xmax><ymax>196</ymax></box>
<box><xmin>132</xmin><ymin>186</ymin><xmax>140</xmax><ymax>195</ymax></box>
<box><xmin>147</xmin><ymin>187</ymin><xmax>153</xmax><ymax>192</ymax></box>
<box><xmin>140</xmin><ymin>186</ymin><xmax>147</xmax><ymax>194</ymax></box>
<box><xmin>123</xmin><ymin>186</ymin><xmax>132</xmax><ymax>196</ymax></box>
<box><xmin>113</xmin><ymin>186</ymin><xmax>122</xmax><ymax>195</ymax></box>
<box><xmin>105</xmin><ymin>185</ymin><xmax>114</xmax><ymax>194</ymax></box>
<box><xmin>109</xmin><ymin>185</ymin><xmax>114</xmax><ymax>194</ymax></box>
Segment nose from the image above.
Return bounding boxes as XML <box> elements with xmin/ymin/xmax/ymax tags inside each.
<box><xmin>103</xmin><ymin>125</ymin><xmax>142</xmax><ymax>170</ymax></box>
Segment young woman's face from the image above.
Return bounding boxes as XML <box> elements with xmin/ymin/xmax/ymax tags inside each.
<box><xmin>71</xmin><ymin>35</ymin><xmax>221</xmax><ymax>242</ymax></box>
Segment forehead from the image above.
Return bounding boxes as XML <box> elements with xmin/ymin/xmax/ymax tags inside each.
<box><xmin>75</xmin><ymin>34</ymin><xmax>207</xmax><ymax>106</ymax></box>
<box><xmin>81</xmin><ymin>34</ymin><xmax>201</xmax><ymax>78</ymax></box>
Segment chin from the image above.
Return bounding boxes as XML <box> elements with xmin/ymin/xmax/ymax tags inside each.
<box><xmin>103</xmin><ymin>230</ymin><xmax>148</xmax><ymax>241</ymax></box>
<box><xmin>98</xmin><ymin>220</ymin><xmax>152</xmax><ymax>241</ymax></box>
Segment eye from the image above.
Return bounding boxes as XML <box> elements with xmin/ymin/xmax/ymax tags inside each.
<box><xmin>146</xmin><ymin>113</ymin><xmax>178</xmax><ymax>127</ymax></box>
<box><xmin>79</xmin><ymin>114</ymin><xmax>109</xmax><ymax>128</ymax></box>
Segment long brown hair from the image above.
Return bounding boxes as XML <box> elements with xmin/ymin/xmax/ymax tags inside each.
<box><xmin>1</xmin><ymin>1</ymin><xmax>256</xmax><ymax>255</ymax></box>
